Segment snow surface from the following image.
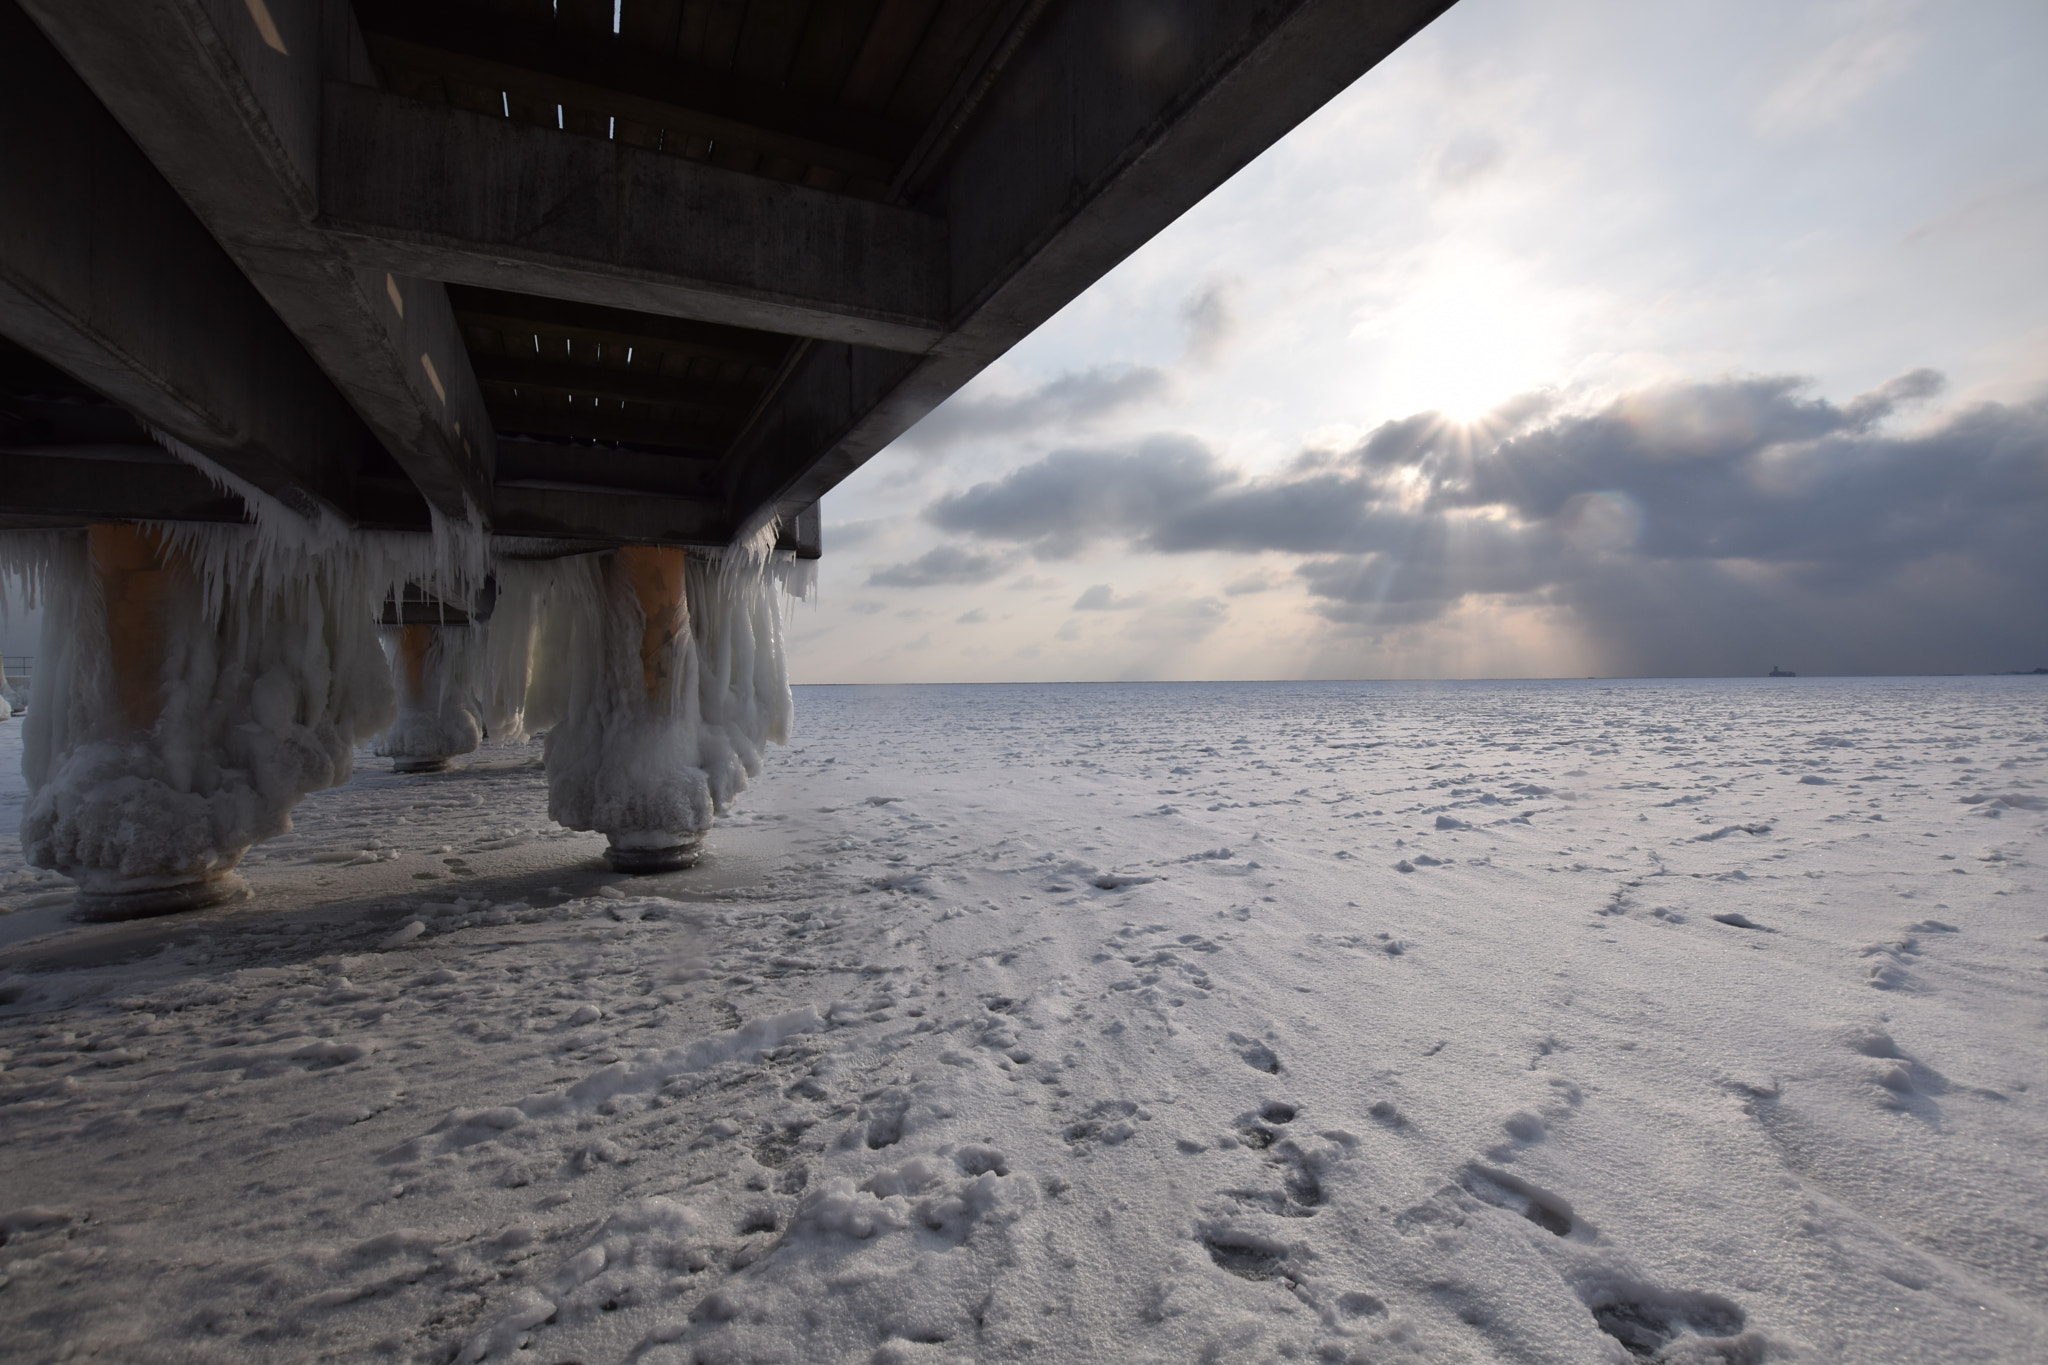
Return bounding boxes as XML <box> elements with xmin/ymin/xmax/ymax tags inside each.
<box><xmin>1</xmin><ymin>676</ymin><xmax>2044</xmax><ymax>1363</ymax></box>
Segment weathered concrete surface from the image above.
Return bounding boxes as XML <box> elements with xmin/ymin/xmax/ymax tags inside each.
<box><xmin>15</xmin><ymin>0</ymin><xmax>496</xmax><ymax>525</ymax></box>
<box><xmin>489</xmin><ymin>485</ymin><xmax>726</xmax><ymax>546</ymax></box>
<box><xmin>6</xmin><ymin>0</ymin><xmax>1454</xmax><ymax>553</ymax></box>
<box><xmin>0</xmin><ymin>3</ymin><xmax>368</xmax><ymax>523</ymax></box>
<box><xmin>319</xmin><ymin>83</ymin><xmax>949</xmax><ymax>354</ymax></box>
<box><xmin>0</xmin><ymin>452</ymin><xmax>246</xmax><ymax>525</ymax></box>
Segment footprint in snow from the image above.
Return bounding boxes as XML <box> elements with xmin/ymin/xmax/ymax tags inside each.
<box><xmin>1845</xmin><ymin>1026</ymin><xmax>1967</xmax><ymax>1108</ymax></box>
<box><xmin>1228</xmin><ymin>1032</ymin><xmax>1281</xmax><ymax>1074</ymax></box>
<box><xmin>1858</xmin><ymin>937</ymin><xmax>1921</xmax><ymax>990</ymax></box>
<box><xmin>1199</xmin><ymin>1226</ymin><xmax>1291</xmax><ymax>1281</ymax></box>
<box><xmin>1228</xmin><ymin>1103</ymin><xmax>1325</xmax><ymax>1214</ymax></box>
<box><xmin>857</xmin><ymin>1087</ymin><xmax>912</xmax><ymax>1150</ymax></box>
<box><xmin>1460</xmin><ymin>1163</ymin><xmax>1580</xmax><ymax>1238</ymax></box>
<box><xmin>1062</xmin><ymin>1099</ymin><xmax>1144</xmax><ymax>1148</ymax></box>
<box><xmin>1581</xmin><ymin>1284</ymin><xmax>1758</xmax><ymax>1360</ymax></box>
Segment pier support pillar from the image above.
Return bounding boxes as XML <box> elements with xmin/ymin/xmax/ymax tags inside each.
<box><xmin>20</xmin><ymin>526</ymin><xmax>394</xmax><ymax>921</ymax></box>
<box><xmin>602</xmin><ymin>546</ymin><xmax>701</xmax><ymax>873</ymax></box>
<box><xmin>376</xmin><ymin>623</ymin><xmax>481</xmax><ymax>773</ymax></box>
<box><xmin>538</xmin><ymin>546</ymin><xmax>707</xmax><ymax>874</ymax></box>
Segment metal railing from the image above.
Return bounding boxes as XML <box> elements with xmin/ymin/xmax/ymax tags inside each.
<box><xmin>2</xmin><ymin>655</ymin><xmax>31</xmax><ymax>697</ymax></box>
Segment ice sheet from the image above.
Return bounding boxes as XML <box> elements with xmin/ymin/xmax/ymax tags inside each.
<box><xmin>1</xmin><ymin>676</ymin><xmax>2044</xmax><ymax>1362</ymax></box>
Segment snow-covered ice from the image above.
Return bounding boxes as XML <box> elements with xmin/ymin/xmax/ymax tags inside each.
<box><xmin>1</xmin><ymin>676</ymin><xmax>2044</xmax><ymax>1363</ymax></box>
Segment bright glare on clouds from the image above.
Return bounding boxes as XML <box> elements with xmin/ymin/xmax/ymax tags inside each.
<box><xmin>1349</xmin><ymin>248</ymin><xmax>1584</xmax><ymax>424</ymax></box>
<box><xmin>789</xmin><ymin>0</ymin><xmax>2048</xmax><ymax>684</ymax></box>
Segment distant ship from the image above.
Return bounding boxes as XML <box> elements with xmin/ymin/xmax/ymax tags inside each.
<box><xmin>1768</xmin><ymin>665</ymin><xmax>1797</xmax><ymax>677</ymax></box>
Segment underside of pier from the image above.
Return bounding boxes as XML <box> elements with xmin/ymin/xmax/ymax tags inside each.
<box><xmin>0</xmin><ymin>0</ymin><xmax>1450</xmax><ymax>907</ymax></box>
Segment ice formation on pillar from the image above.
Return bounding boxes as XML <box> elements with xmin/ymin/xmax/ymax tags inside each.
<box><xmin>0</xmin><ymin>654</ymin><xmax>15</xmax><ymax>721</ymax></box>
<box><xmin>482</xmin><ymin>542</ymin><xmax>795</xmax><ymax>871</ymax></box>
<box><xmin>0</xmin><ymin>523</ymin><xmax>452</xmax><ymax>918</ymax></box>
<box><xmin>375</xmin><ymin>624</ymin><xmax>483</xmax><ymax>773</ymax></box>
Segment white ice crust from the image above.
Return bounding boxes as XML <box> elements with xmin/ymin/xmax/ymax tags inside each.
<box><xmin>11</xmin><ymin>531</ymin><xmax>394</xmax><ymax>891</ymax></box>
<box><xmin>483</xmin><ymin>546</ymin><xmax>794</xmax><ymax>843</ymax></box>
<box><xmin>2</xmin><ymin>506</ymin><xmax>798</xmax><ymax>885</ymax></box>
<box><xmin>375</xmin><ymin>626</ymin><xmax>483</xmax><ymax>764</ymax></box>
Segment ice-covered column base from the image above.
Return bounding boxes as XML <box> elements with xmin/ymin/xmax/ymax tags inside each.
<box><xmin>603</xmin><ymin>827</ymin><xmax>704</xmax><ymax>874</ymax></box>
<box><xmin>598</xmin><ymin>547</ymin><xmax>707</xmax><ymax>873</ymax></box>
<box><xmin>76</xmin><ymin>864</ymin><xmax>247</xmax><ymax>921</ymax></box>
<box><xmin>529</xmin><ymin>544</ymin><xmax>791</xmax><ymax>875</ymax></box>
<box><xmin>20</xmin><ymin>525</ymin><xmax>394</xmax><ymax>921</ymax></box>
<box><xmin>376</xmin><ymin>623</ymin><xmax>480</xmax><ymax>774</ymax></box>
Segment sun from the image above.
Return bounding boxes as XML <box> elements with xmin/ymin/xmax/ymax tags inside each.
<box><xmin>1354</xmin><ymin>246</ymin><xmax>1580</xmax><ymax>423</ymax></box>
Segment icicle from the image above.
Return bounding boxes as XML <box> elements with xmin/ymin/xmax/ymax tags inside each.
<box><xmin>500</xmin><ymin>541</ymin><xmax>792</xmax><ymax>872</ymax></box>
<box><xmin>374</xmin><ymin>622</ymin><xmax>484</xmax><ymax>772</ymax></box>
<box><xmin>11</xmin><ymin>526</ymin><xmax>395</xmax><ymax>919</ymax></box>
<box><xmin>144</xmin><ymin>521</ymin><xmax>488</xmax><ymax>630</ymax></box>
<box><xmin>0</xmin><ymin>529</ymin><xmax>63</xmax><ymax>617</ymax></box>
<box><xmin>146</xmin><ymin>426</ymin><xmax>350</xmax><ymax>555</ymax></box>
<box><xmin>471</xmin><ymin>559</ymin><xmax>559</xmax><ymax>741</ymax></box>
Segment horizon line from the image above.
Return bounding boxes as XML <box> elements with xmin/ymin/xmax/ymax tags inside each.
<box><xmin>790</xmin><ymin>670</ymin><xmax>2047</xmax><ymax>687</ymax></box>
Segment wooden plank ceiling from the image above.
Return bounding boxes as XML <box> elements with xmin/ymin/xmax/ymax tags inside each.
<box><xmin>354</xmin><ymin>0</ymin><xmax>1016</xmax><ymax>497</ymax></box>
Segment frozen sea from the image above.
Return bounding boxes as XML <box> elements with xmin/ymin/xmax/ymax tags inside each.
<box><xmin>1</xmin><ymin>676</ymin><xmax>2044</xmax><ymax>1363</ymax></box>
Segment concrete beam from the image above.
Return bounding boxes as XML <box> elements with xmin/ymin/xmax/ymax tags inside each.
<box><xmin>318</xmin><ymin>83</ymin><xmax>949</xmax><ymax>354</ymax></box>
<box><xmin>777</xmin><ymin>503</ymin><xmax>822</xmax><ymax>561</ymax></box>
<box><xmin>495</xmin><ymin>441</ymin><xmax>718</xmax><ymax>500</ymax></box>
<box><xmin>490</xmin><ymin>485</ymin><xmax>725</xmax><ymax>546</ymax></box>
<box><xmin>468</xmin><ymin>353</ymin><xmax>751</xmax><ymax>416</ymax></box>
<box><xmin>723</xmin><ymin>341</ymin><xmax>925</xmax><ymax>541</ymax></box>
<box><xmin>0</xmin><ymin>449</ymin><xmax>247</xmax><ymax>524</ymax></box>
<box><xmin>0</xmin><ymin>4</ymin><xmax>369</xmax><ymax>524</ymax></box>
<box><xmin>15</xmin><ymin>0</ymin><xmax>497</xmax><ymax>525</ymax></box>
<box><xmin>726</xmin><ymin>0</ymin><xmax>1454</xmax><ymax>540</ymax></box>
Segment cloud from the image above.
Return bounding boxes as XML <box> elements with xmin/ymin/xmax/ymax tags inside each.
<box><xmin>823</xmin><ymin>518</ymin><xmax>889</xmax><ymax>551</ymax></box>
<box><xmin>1181</xmin><ymin>279</ymin><xmax>1239</xmax><ymax>367</ymax></box>
<box><xmin>867</xmin><ymin>544</ymin><xmax>1019</xmax><ymax>588</ymax></box>
<box><xmin>956</xmin><ymin>608</ymin><xmax>988</xmax><ymax>624</ymax></box>
<box><xmin>1127</xmin><ymin>596</ymin><xmax>1230</xmax><ymax>645</ymax></box>
<box><xmin>1074</xmin><ymin>585</ymin><xmax>1144</xmax><ymax>611</ymax></box>
<box><xmin>916</xmin><ymin>371</ymin><xmax>2048</xmax><ymax>672</ymax></box>
<box><xmin>1224</xmin><ymin>570</ymin><xmax>1281</xmax><ymax>595</ymax></box>
<box><xmin>896</xmin><ymin>365</ymin><xmax>1174</xmax><ymax>454</ymax></box>
<box><xmin>1431</xmin><ymin>130</ymin><xmax>1507</xmax><ymax>189</ymax></box>
<box><xmin>1754</xmin><ymin>11</ymin><xmax>1920</xmax><ymax>137</ymax></box>
<box><xmin>927</xmin><ymin>434</ymin><xmax>1232</xmax><ymax>558</ymax></box>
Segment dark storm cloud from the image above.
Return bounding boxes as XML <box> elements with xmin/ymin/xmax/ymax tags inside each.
<box><xmin>896</xmin><ymin>364</ymin><xmax>1173</xmax><ymax>454</ymax></box>
<box><xmin>920</xmin><ymin>372</ymin><xmax>2048</xmax><ymax>672</ymax></box>
<box><xmin>927</xmin><ymin>435</ymin><xmax>1231</xmax><ymax>558</ymax></box>
<box><xmin>866</xmin><ymin>544</ymin><xmax>1019</xmax><ymax>588</ymax></box>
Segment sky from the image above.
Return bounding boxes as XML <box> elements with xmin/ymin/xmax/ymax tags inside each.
<box><xmin>791</xmin><ymin>0</ymin><xmax>2048</xmax><ymax>683</ymax></box>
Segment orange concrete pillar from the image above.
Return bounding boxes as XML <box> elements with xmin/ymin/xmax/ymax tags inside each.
<box><xmin>614</xmin><ymin>544</ymin><xmax>689</xmax><ymax>708</ymax></box>
<box><xmin>89</xmin><ymin>523</ymin><xmax>179</xmax><ymax>732</ymax></box>
<box><xmin>379</xmin><ymin>620</ymin><xmax>481</xmax><ymax>773</ymax></box>
<box><xmin>397</xmin><ymin>623</ymin><xmax>433</xmax><ymax>704</ymax></box>
<box><xmin>598</xmin><ymin>545</ymin><xmax>700</xmax><ymax>873</ymax></box>
<box><xmin>67</xmin><ymin>524</ymin><xmax>247</xmax><ymax>920</ymax></box>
